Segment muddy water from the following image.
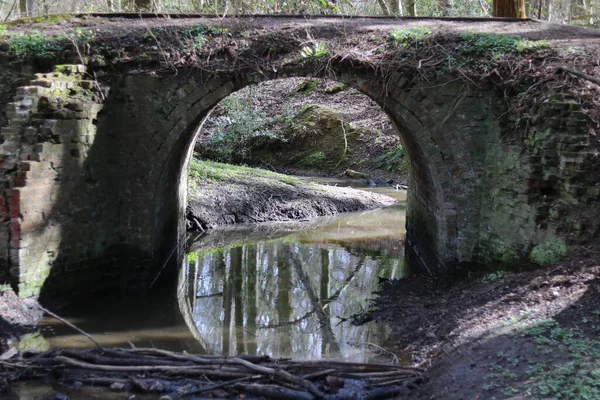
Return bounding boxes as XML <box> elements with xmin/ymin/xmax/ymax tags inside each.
<box><xmin>38</xmin><ymin>180</ymin><xmax>407</xmax><ymax>364</ymax></box>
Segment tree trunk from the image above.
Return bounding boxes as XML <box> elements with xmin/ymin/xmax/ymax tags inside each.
<box><xmin>493</xmin><ymin>0</ymin><xmax>527</xmax><ymax>17</ymax></box>
<box><xmin>19</xmin><ymin>0</ymin><xmax>27</xmax><ymax>16</ymax></box>
<box><xmin>389</xmin><ymin>0</ymin><xmax>403</xmax><ymax>15</ymax></box>
<box><xmin>405</xmin><ymin>0</ymin><xmax>416</xmax><ymax>16</ymax></box>
<box><xmin>377</xmin><ymin>0</ymin><xmax>391</xmax><ymax>15</ymax></box>
<box><xmin>134</xmin><ymin>0</ymin><xmax>151</xmax><ymax>10</ymax></box>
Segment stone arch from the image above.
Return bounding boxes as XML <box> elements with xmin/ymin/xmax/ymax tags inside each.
<box><xmin>1</xmin><ymin>61</ymin><xmax>589</xmax><ymax>299</ymax></box>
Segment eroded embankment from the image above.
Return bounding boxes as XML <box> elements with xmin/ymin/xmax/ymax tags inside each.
<box><xmin>0</xmin><ymin>289</ymin><xmax>41</xmax><ymax>355</ymax></box>
<box><xmin>186</xmin><ymin>160</ymin><xmax>396</xmax><ymax>230</ymax></box>
<box><xmin>359</xmin><ymin>244</ymin><xmax>600</xmax><ymax>399</ymax></box>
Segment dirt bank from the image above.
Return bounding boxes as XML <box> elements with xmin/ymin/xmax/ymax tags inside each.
<box><xmin>359</xmin><ymin>244</ymin><xmax>600</xmax><ymax>399</ymax></box>
<box><xmin>186</xmin><ymin>160</ymin><xmax>396</xmax><ymax>230</ymax></box>
<box><xmin>0</xmin><ymin>288</ymin><xmax>42</xmax><ymax>354</ymax></box>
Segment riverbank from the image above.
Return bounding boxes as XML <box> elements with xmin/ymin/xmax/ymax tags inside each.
<box><xmin>0</xmin><ymin>288</ymin><xmax>41</xmax><ymax>355</ymax></box>
<box><xmin>360</xmin><ymin>243</ymin><xmax>600</xmax><ymax>399</ymax></box>
<box><xmin>186</xmin><ymin>160</ymin><xmax>397</xmax><ymax>230</ymax></box>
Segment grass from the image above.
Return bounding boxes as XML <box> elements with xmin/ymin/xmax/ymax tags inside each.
<box><xmin>188</xmin><ymin>159</ymin><xmax>303</xmax><ymax>190</ymax></box>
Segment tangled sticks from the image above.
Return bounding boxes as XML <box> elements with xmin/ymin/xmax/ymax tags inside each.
<box><xmin>1</xmin><ymin>347</ymin><xmax>423</xmax><ymax>399</ymax></box>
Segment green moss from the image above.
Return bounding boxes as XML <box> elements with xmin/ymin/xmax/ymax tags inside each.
<box><xmin>188</xmin><ymin>159</ymin><xmax>304</xmax><ymax>193</ymax></box>
<box><xmin>297</xmin><ymin>79</ymin><xmax>319</xmax><ymax>94</ymax></box>
<box><xmin>18</xmin><ymin>332</ymin><xmax>50</xmax><ymax>353</ymax></box>
<box><xmin>529</xmin><ymin>235</ymin><xmax>568</xmax><ymax>266</ymax></box>
<box><xmin>300</xmin><ymin>151</ymin><xmax>326</xmax><ymax>166</ymax></box>
<box><xmin>479</xmin><ymin>235</ymin><xmax>518</xmax><ymax>265</ymax></box>
<box><xmin>325</xmin><ymin>83</ymin><xmax>347</xmax><ymax>94</ymax></box>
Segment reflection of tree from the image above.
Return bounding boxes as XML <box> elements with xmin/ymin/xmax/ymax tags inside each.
<box><xmin>221</xmin><ymin>250</ymin><xmax>232</xmax><ymax>355</ymax></box>
<box><xmin>187</xmin><ymin>238</ymin><xmax>399</xmax><ymax>361</ymax></box>
<box><xmin>283</xmin><ymin>245</ymin><xmax>341</xmax><ymax>356</ymax></box>
<box><xmin>320</xmin><ymin>248</ymin><xmax>330</xmax><ymax>356</ymax></box>
<box><xmin>232</xmin><ymin>246</ymin><xmax>244</xmax><ymax>355</ymax></box>
<box><xmin>276</xmin><ymin>249</ymin><xmax>293</xmax><ymax>355</ymax></box>
<box><xmin>245</xmin><ymin>245</ymin><xmax>258</xmax><ymax>355</ymax></box>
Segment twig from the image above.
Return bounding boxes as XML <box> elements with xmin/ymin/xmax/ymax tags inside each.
<box><xmin>39</xmin><ymin>305</ymin><xmax>102</xmax><ymax>349</ymax></box>
<box><xmin>334</xmin><ymin>120</ymin><xmax>349</xmax><ymax>169</ymax></box>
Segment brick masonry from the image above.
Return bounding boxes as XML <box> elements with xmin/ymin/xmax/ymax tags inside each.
<box><xmin>0</xmin><ymin>61</ymin><xmax>594</xmax><ymax>298</ymax></box>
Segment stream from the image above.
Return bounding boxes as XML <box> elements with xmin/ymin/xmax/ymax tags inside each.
<box><xmin>35</xmin><ymin>179</ymin><xmax>408</xmax><ymax>363</ymax></box>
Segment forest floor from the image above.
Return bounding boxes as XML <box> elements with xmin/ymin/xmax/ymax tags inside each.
<box><xmin>360</xmin><ymin>243</ymin><xmax>600</xmax><ymax>399</ymax></box>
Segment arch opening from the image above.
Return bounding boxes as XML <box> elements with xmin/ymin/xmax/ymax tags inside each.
<box><xmin>5</xmin><ymin>64</ymin><xmax>516</xmax><ymax>301</ymax></box>
<box><xmin>173</xmin><ymin>74</ymin><xmax>446</xmax><ymax>280</ymax></box>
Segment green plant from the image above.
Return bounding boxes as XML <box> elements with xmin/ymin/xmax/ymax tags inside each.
<box><xmin>389</xmin><ymin>26</ymin><xmax>432</xmax><ymax>47</ymax></box>
<box><xmin>297</xmin><ymin>79</ymin><xmax>319</xmax><ymax>94</ymax></box>
<box><xmin>300</xmin><ymin>42</ymin><xmax>328</xmax><ymax>59</ymax></box>
<box><xmin>301</xmin><ymin>151</ymin><xmax>326</xmax><ymax>166</ymax></box>
<box><xmin>373</xmin><ymin>145</ymin><xmax>406</xmax><ymax>172</ymax></box>
<box><xmin>0</xmin><ymin>283</ymin><xmax>12</xmax><ymax>292</ymax></box>
<box><xmin>459</xmin><ymin>32</ymin><xmax>547</xmax><ymax>57</ymax></box>
<box><xmin>481</xmin><ymin>270</ymin><xmax>507</xmax><ymax>283</ymax></box>
<box><xmin>202</xmin><ymin>90</ymin><xmax>288</xmax><ymax>163</ymax></box>
<box><xmin>8</xmin><ymin>32</ymin><xmax>63</xmax><ymax>60</ymax></box>
<box><xmin>187</xmin><ymin>252</ymin><xmax>199</xmax><ymax>264</ymax></box>
<box><xmin>528</xmin><ymin>235</ymin><xmax>568</xmax><ymax>266</ymax></box>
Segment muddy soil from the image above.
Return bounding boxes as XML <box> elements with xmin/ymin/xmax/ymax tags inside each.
<box><xmin>359</xmin><ymin>244</ymin><xmax>600</xmax><ymax>399</ymax></box>
<box><xmin>186</xmin><ymin>161</ymin><xmax>396</xmax><ymax>230</ymax></box>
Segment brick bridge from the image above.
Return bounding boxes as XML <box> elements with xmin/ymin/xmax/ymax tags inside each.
<box><xmin>0</xmin><ymin>16</ymin><xmax>596</xmax><ymax>298</ymax></box>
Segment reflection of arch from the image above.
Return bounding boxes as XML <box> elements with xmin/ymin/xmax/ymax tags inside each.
<box><xmin>176</xmin><ymin>257</ymin><xmax>212</xmax><ymax>353</ymax></box>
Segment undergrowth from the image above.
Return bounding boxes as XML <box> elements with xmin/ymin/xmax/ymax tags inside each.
<box><xmin>372</xmin><ymin>145</ymin><xmax>406</xmax><ymax>173</ymax></box>
<box><xmin>389</xmin><ymin>26</ymin><xmax>432</xmax><ymax>47</ymax></box>
<box><xmin>519</xmin><ymin>320</ymin><xmax>600</xmax><ymax>399</ymax></box>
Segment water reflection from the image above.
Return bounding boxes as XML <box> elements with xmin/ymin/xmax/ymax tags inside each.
<box><xmin>180</xmin><ymin>188</ymin><xmax>407</xmax><ymax>362</ymax></box>
<box><xmin>37</xmin><ymin>184</ymin><xmax>408</xmax><ymax>364</ymax></box>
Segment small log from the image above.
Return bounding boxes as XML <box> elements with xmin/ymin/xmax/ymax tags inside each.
<box><xmin>301</xmin><ymin>369</ymin><xmax>336</xmax><ymax>381</ymax></box>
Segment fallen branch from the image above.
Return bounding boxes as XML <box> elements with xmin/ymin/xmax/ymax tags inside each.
<box><xmin>38</xmin><ymin>305</ymin><xmax>102</xmax><ymax>349</ymax></box>
<box><xmin>555</xmin><ymin>67</ymin><xmax>600</xmax><ymax>86</ymax></box>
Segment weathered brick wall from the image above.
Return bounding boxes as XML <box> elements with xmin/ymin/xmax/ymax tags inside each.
<box><xmin>0</xmin><ymin>60</ymin><xmax>594</xmax><ymax>298</ymax></box>
<box><xmin>0</xmin><ymin>65</ymin><xmax>123</xmax><ymax>297</ymax></box>
<box><xmin>0</xmin><ymin>63</ymin><xmax>33</xmax><ymax>281</ymax></box>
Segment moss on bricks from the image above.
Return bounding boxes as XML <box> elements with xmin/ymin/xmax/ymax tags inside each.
<box><xmin>529</xmin><ymin>235</ymin><xmax>568</xmax><ymax>266</ymax></box>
